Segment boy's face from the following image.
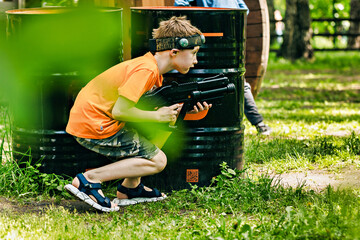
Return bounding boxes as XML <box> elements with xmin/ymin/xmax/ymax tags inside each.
<box><xmin>172</xmin><ymin>46</ymin><xmax>200</xmax><ymax>74</ymax></box>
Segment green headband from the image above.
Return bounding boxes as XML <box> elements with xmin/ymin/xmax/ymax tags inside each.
<box><xmin>149</xmin><ymin>34</ymin><xmax>205</xmax><ymax>52</ymax></box>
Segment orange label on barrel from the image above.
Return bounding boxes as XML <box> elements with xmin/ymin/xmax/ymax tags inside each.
<box><xmin>202</xmin><ymin>32</ymin><xmax>224</xmax><ymax>37</ymax></box>
<box><xmin>186</xmin><ymin>169</ymin><xmax>199</xmax><ymax>183</ymax></box>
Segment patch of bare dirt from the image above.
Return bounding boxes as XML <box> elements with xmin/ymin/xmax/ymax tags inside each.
<box><xmin>273</xmin><ymin>166</ymin><xmax>360</xmax><ymax>191</ymax></box>
<box><xmin>0</xmin><ymin>197</ymin><xmax>94</xmax><ymax>214</ymax></box>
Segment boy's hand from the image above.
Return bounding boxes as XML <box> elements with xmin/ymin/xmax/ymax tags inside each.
<box><xmin>156</xmin><ymin>102</ymin><xmax>211</xmax><ymax>124</ymax></box>
<box><xmin>187</xmin><ymin>101</ymin><xmax>212</xmax><ymax>114</ymax></box>
<box><xmin>156</xmin><ymin>104</ymin><xmax>181</xmax><ymax>123</ymax></box>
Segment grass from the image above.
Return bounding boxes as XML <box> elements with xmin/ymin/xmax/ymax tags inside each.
<box><xmin>267</xmin><ymin>51</ymin><xmax>360</xmax><ymax>72</ymax></box>
<box><xmin>1</xmin><ymin>165</ymin><xmax>360</xmax><ymax>239</ymax></box>
<box><xmin>245</xmin><ymin>133</ymin><xmax>360</xmax><ymax>173</ymax></box>
<box><xmin>0</xmin><ymin>51</ymin><xmax>360</xmax><ymax>239</ymax></box>
<box><xmin>0</xmin><ymin>155</ymin><xmax>70</xmax><ymax>199</ymax></box>
<box><xmin>243</xmin><ymin>51</ymin><xmax>360</xmax><ymax>175</ymax></box>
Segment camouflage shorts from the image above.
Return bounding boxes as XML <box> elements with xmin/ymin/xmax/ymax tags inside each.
<box><xmin>75</xmin><ymin>126</ymin><xmax>160</xmax><ymax>161</ymax></box>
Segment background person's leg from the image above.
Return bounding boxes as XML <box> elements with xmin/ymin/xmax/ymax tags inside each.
<box><xmin>244</xmin><ymin>81</ymin><xmax>272</xmax><ymax>135</ymax></box>
<box><xmin>244</xmin><ymin>81</ymin><xmax>264</xmax><ymax>126</ymax></box>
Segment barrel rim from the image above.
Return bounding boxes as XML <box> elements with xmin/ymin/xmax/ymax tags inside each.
<box><xmin>131</xmin><ymin>6</ymin><xmax>247</xmax><ymax>12</ymax></box>
<box><xmin>12</xmin><ymin>127</ymin><xmax>68</xmax><ymax>135</ymax></box>
<box><xmin>6</xmin><ymin>7</ymin><xmax>122</xmax><ymax>15</ymax></box>
<box><xmin>185</xmin><ymin>126</ymin><xmax>245</xmax><ymax>133</ymax></box>
<box><xmin>166</xmin><ymin>67</ymin><xmax>246</xmax><ymax>74</ymax></box>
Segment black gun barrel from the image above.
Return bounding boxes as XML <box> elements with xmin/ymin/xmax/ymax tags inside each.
<box><xmin>196</xmin><ymin>76</ymin><xmax>229</xmax><ymax>91</ymax></box>
<box><xmin>191</xmin><ymin>83</ymin><xmax>235</xmax><ymax>100</ymax></box>
<box><xmin>137</xmin><ymin>74</ymin><xmax>234</xmax><ymax>110</ymax></box>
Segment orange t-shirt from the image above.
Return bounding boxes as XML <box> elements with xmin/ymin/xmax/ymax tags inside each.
<box><xmin>66</xmin><ymin>52</ymin><xmax>163</xmax><ymax>139</ymax></box>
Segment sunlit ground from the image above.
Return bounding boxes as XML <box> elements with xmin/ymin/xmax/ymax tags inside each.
<box><xmin>244</xmin><ymin>54</ymin><xmax>360</xmax><ymax>174</ymax></box>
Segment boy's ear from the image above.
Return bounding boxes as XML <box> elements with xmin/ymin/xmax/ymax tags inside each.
<box><xmin>170</xmin><ymin>49</ymin><xmax>179</xmax><ymax>56</ymax></box>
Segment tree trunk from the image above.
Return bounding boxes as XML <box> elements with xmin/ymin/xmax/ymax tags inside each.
<box><xmin>349</xmin><ymin>0</ymin><xmax>360</xmax><ymax>49</ymax></box>
<box><xmin>280</xmin><ymin>0</ymin><xmax>313</xmax><ymax>60</ymax></box>
<box><xmin>267</xmin><ymin>0</ymin><xmax>276</xmax><ymax>45</ymax></box>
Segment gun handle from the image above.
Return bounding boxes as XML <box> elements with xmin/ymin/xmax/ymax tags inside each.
<box><xmin>170</xmin><ymin>101</ymin><xmax>190</xmax><ymax>130</ymax></box>
<box><xmin>178</xmin><ymin>102</ymin><xmax>189</xmax><ymax>120</ymax></box>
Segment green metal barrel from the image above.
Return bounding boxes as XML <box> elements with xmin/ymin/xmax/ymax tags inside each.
<box><xmin>6</xmin><ymin>7</ymin><xmax>122</xmax><ymax>175</ymax></box>
<box><xmin>131</xmin><ymin>7</ymin><xmax>247</xmax><ymax>191</ymax></box>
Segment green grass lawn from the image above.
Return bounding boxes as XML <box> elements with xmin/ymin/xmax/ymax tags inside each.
<box><xmin>1</xmin><ymin>51</ymin><xmax>360</xmax><ymax>239</ymax></box>
<box><xmin>244</xmin><ymin>52</ymin><xmax>360</xmax><ymax>174</ymax></box>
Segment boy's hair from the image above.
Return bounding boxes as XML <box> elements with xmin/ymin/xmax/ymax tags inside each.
<box><xmin>152</xmin><ymin>16</ymin><xmax>202</xmax><ymax>39</ymax></box>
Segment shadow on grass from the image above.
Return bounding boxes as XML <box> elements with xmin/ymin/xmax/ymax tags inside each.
<box><xmin>245</xmin><ymin>134</ymin><xmax>360</xmax><ymax>165</ymax></box>
<box><xmin>262</xmin><ymin>111</ymin><xmax>360</xmax><ymax>124</ymax></box>
<box><xmin>259</xmin><ymin>86</ymin><xmax>360</xmax><ymax>103</ymax></box>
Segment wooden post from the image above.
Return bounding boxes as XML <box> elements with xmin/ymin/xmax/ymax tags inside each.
<box><xmin>244</xmin><ymin>0</ymin><xmax>270</xmax><ymax>97</ymax></box>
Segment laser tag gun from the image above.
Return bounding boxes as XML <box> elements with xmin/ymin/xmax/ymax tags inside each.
<box><xmin>136</xmin><ymin>74</ymin><xmax>236</xmax><ymax>130</ymax></box>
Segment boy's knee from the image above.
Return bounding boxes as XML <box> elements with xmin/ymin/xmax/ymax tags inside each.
<box><xmin>152</xmin><ymin>150</ymin><xmax>167</xmax><ymax>172</ymax></box>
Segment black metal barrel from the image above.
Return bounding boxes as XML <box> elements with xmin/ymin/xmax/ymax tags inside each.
<box><xmin>131</xmin><ymin>7</ymin><xmax>247</xmax><ymax>191</ymax></box>
<box><xmin>7</xmin><ymin>7</ymin><xmax>123</xmax><ymax>175</ymax></box>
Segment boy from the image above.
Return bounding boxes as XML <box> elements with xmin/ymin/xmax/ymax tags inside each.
<box><xmin>175</xmin><ymin>0</ymin><xmax>272</xmax><ymax>135</ymax></box>
<box><xmin>64</xmin><ymin>16</ymin><xmax>211</xmax><ymax>212</ymax></box>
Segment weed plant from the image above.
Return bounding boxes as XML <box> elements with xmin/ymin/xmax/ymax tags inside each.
<box><xmin>0</xmin><ymin>105</ymin><xmax>11</xmax><ymax>164</ymax></box>
<box><xmin>1</xmin><ymin>163</ymin><xmax>360</xmax><ymax>239</ymax></box>
<box><xmin>0</xmin><ymin>153</ymin><xmax>70</xmax><ymax>199</ymax></box>
<box><xmin>0</xmin><ymin>105</ymin><xmax>71</xmax><ymax>199</ymax></box>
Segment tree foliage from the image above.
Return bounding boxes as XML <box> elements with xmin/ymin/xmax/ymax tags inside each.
<box><xmin>310</xmin><ymin>0</ymin><xmax>351</xmax><ymax>36</ymax></box>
